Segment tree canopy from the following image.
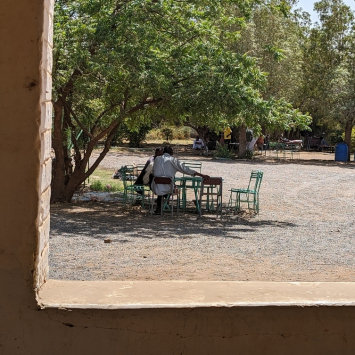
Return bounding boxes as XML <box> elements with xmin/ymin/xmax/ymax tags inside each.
<box><xmin>299</xmin><ymin>0</ymin><xmax>355</xmax><ymax>149</ymax></box>
<box><xmin>52</xmin><ymin>0</ymin><xmax>311</xmax><ymax>202</ymax></box>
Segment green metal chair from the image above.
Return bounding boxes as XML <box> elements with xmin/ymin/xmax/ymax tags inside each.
<box><xmin>199</xmin><ymin>177</ymin><xmax>223</xmax><ymax>218</ymax></box>
<box><xmin>120</xmin><ymin>166</ymin><xmax>147</xmax><ymax>207</ymax></box>
<box><xmin>228</xmin><ymin>170</ymin><xmax>263</xmax><ymax>214</ymax></box>
<box><xmin>181</xmin><ymin>161</ymin><xmax>202</xmax><ymax>176</ymax></box>
<box><xmin>149</xmin><ymin>176</ymin><xmax>180</xmax><ymax>216</ymax></box>
<box><xmin>289</xmin><ymin>143</ymin><xmax>301</xmax><ymax>160</ymax></box>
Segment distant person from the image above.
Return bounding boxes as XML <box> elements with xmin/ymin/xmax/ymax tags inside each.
<box><xmin>193</xmin><ymin>136</ymin><xmax>205</xmax><ymax>150</ymax></box>
<box><xmin>319</xmin><ymin>135</ymin><xmax>329</xmax><ymax>151</ymax></box>
<box><xmin>255</xmin><ymin>135</ymin><xmax>264</xmax><ymax>150</ymax></box>
<box><xmin>246</xmin><ymin>129</ymin><xmax>253</xmax><ymax>142</ymax></box>
<box><xmin>278</xmin><ymin>133</ymin><xmax>289</xmax><ymax>143</ymax></box>
<box><xmin>151</xmin><ymin>146</ymin><xmax>209</xmax><ymax>214</ymax></box>
<box><xmin>224</xmin><ymin>126</ymin><xmax>232</xmax><ymax>147</ymax></box>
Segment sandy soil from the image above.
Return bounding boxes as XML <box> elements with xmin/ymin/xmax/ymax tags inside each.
<box><xmin>49</xmin><ymin>149</ymin><xmax>355</xmax><ymax>281</ymax></box>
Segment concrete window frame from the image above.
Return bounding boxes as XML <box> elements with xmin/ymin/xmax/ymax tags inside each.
<box><xmin>36</xmin><ymin>0</ymin><xmax>355</xmax><ymax>310</ymax></box>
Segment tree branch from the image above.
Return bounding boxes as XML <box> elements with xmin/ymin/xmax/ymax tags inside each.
<box><xmin>84</xmin><ymin>124</ymin><xmax>120</xmax><ymax>179</ymax></box>
<box><xmin>90</xmin><ymin>103</ymin><xmax>122</xmax><ymax>135</ymax></box>
<box><xmin>60</xmin><ymin>96</ymin><xmax>93</xmax><ymax>139</ymax></box>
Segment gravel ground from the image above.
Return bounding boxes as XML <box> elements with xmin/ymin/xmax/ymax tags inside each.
<box><xmin>49</xmin><ymin>149</ymin><xmax>355</xmax><ymax>281</ymax></box>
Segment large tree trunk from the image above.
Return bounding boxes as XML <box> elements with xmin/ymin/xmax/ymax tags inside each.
<box><xmin>51</xmin><ymin>101</ymin><xmax>69</xmax><ymax>202</ymax></box>
<box><xmin>50</xmin><ymin>73</ymin><xmax>160</xmax><ymax>203</ymax></box>
<box><xmin>344</xmin><ymin>121</ymin><xmax>353</xmax><ymax>161</ymax></box>
<box><xmin>238</xmin><ymin>125</ymin><xmax>247</xmax><ymax>158</ymax></box>
<box><xmin>185</xmin><ymin>123</ymin><xmax>210</xmax><ymax>144</ymax></box>
<box><xmin>51</xmin><ymin>105</ymin><xmax>120</xmax><ymax>203</ymax></box>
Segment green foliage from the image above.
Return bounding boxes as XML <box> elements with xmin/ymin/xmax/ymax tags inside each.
<box><xmin>244</xmin><ymin>149</ymin><xmax>254</xmax><ymax>159</ymax></box>
<box><xmin>329</xmin><ymin>129</ymin><xmax>344</xmax><ymax>145</ymax></box>
<box><xmin>88</xmin><ymin>168</ymin><xmax>124</xmax><ymax>192</ymax></box>
<box><xmin>90</xmin><ymin>180</ymin><xmax>120</xmax><ymax>192</ymax></box>
<box><xmin>51</xmin><ymin>0</ymin><xmax>312</xmax><ymax>201</ymax></box>
<box><xmin>213</xmin><ymin>144</ymin><xmax>233</xmax><ymax>159</ymax></box>
<box><xmin>299</xmin><ymin>0</ymin><xmax>355</xmax><ymax>149</ymax></box>
<box><xmin>161</xmin><ymin>127</ymin><xmax>173</xmax><ymax>142</ymax></box>
<box><xmin>146</xmin><ymin>126</ymin><xmax>191</xmax><ymax>141</ymax></box>
<box><xmin>126</xmin><ymin>124</ymin><xmax>152</xmax><ymax>148</ymax></box>
<box><xmin>89</xmin><ymin>173</ymin><xmax>124</xmax><ymax>192</ymax></box>
<box><xmin>53</xmin><ymin>0</ymin><xmax>311</xmax><ymax>137</ymax></box>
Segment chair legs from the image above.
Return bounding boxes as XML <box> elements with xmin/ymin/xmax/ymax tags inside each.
<box><xmin>228</xmin><ymin>190</ymin><xmax>259</xmax><ymax>214</ymax></box>
<box><xmin>150</xmin><ymin>192</ymin><xmax>180</xmax><ymax>216</ymax></box>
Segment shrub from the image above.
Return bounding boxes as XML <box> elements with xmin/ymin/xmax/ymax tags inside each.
<box><xmin>146</xmin><ymin>126</ymin><xmax>191</xmax><ymax>141</ymax></box>
<box><xmin>213</xmin><ymin>144</ymin><xmax>233</xmax><ymax>159</ymax></box>
<box><xmin>90</xmin><ymin>180</ymin><xmax>104</xmax><ymax>191</ymax></box>
<box><xmin>90</xmin><ymin>180</ymin><xmax>122</xmax><ymax>192</ymax></box>
<box><xmin>244</xmin><ymin>149</ymin><xmax>254</xmax><ymax>159</ymax></box>
<box><xmin>161</xmin><ymin>127</ymin><xmax>174</xmax><ymax>141</ymax></box>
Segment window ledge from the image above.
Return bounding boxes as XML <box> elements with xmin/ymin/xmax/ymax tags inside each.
<box><xmin>38</xmin><ymin>280</ymin><xmax>355</xmax><ymax>309</ymax></box>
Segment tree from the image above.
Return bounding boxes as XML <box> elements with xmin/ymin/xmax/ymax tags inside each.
<box><xmin>201</xmin><ymin>0</ymin><xmax>313</xmax><ymax>156</ymax></box>
<box><xmin>51</xmin><ymin>0</ymin><xmax>262</xmax><ymax>202</ymax></box>
<box><xmin>52</xmin><ymin>0</ymin><xmax>311</xmax><ymax>202</ymax></box>
<box><xmin>299</xmin><ymin>0</ymin><xmax>355</xmax><ymax>156</ymax></box>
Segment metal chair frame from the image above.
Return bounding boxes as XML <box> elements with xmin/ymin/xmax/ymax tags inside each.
<box><xmin>120</xmin><ymin>166</ymin><xmax>148</xmax><ymax>208</ymax></box>
<box><xmin>150</xmin><ymin>176</ymin><xmax>180</xmax><ymax>216</ymax></box>
<box><xmin>228</xmin><ymin>170</ymin><xmax>263</xmax><ymax>214</ymax></box>
<box><xmin>181</xmin><ymin>161</ymin><xmax>202</xmax><ymax>176</ymax></box>
<box><xmin>198</xmin><ymin>177</ymin><xmax>223</xmax><ymax>217</ymax></box>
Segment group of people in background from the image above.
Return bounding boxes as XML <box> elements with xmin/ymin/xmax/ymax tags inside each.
<box><xmin>192</xmin><ymin>126</ymin><xmax>270</xmax><ymax>152</ymax></box>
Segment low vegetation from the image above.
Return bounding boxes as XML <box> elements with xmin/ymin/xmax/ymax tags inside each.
<box><xmin>89</xmin><ymin>169</ymin><xmax>124</xmax><ymax>193</ymax></box>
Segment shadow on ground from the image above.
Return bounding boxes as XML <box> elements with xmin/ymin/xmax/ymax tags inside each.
<box><xmin>50</xmin><ymin>202</ymin><xmax>297</xmax><ymax>242</ymax></box>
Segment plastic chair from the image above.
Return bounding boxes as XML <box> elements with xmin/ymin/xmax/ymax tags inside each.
<box><xmin>198</xmin><ymin>177</ymin><xmax>223</xmax><ymax>217</ymax></box>
<box><xmin>228</xmin><ymin>170</ymin><xmax>263</xmax><ymax>214</ymax></box>
<box><xmin>150</xmin><ymin>176</ymin><xmax>180</xmax><ymax>216</ymax></box>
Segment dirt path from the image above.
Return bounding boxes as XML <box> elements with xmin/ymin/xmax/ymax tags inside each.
<box><xmin>50</xmin><ymin>151</ymin><xmax>355</xmax><ymax>281</ymax></box>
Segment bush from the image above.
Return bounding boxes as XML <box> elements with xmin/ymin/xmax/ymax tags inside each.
<box><xmin>146</xmin><ymin>126</ymin><xmax>191</xmax><ymax>141</ymax></box>
<box><xmin>244</xmin><ymin>149</ymin><xmax>254</xmax><ymax>159</ymax></box>
<box><xmin>213</xmin><ymin>144</ymin><xmax>233</xmax><ymax>159</ymax></box>
<box><xmin>90</xmin><ymin>180</ymin><xmax>122</xmax><ymax>192</ymax></box>
<box><xmin>161</xmin><ymin>127</ymin><xmax>174</xmax><ymax>141</ymax></box>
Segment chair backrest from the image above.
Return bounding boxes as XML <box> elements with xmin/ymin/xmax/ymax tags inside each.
<box><xmin>248</xmin><ymin>170</ymin><xmax>263</xmax><ymax>193</ymax></box>
<box><xmin>203</xmin><ymin>177</ymin><xmax>222</xmax><ymax>186</ymax></box>
<box><xmin>153</xmin><ymin>176</ymin><xmax>173</xmax><ymax>185</ymax></box>
<box><xmin>120</xmin><ymin>166</ymin><xmax>132</xmax><ymax>189</ymax></box>
<box><xmin>200</xmin><ymin>177</ymin><xmax>223</xmax><ymax>195</ymax></box>
<box><xmin>182</xmin><ymin>161</ymin><xmax>202</xmax><ymax>173</ymax></box>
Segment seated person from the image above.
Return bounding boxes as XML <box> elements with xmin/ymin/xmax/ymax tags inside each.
<box><xmin>278</xmin><ymin>133</ymin><xmax>289</xmax><ymax>143</ymax></box>
<box><xmin>134</xmin><ymin>147</ymin><xmax>163</xmax><ymax>188</ymax></box>
<box><xmin>193</xmin><ymin>136</ymin><xmax>205</xmax><ymax>150</ymax></box>
<box><xmin>151</xmin><ymin>146</ymin><xmax>209</xmax><ymax>214</ymax></box>
<box><xmin>320</xmin><ymin>137</ymin><xmax>328</xmax><ymax>146</ymax></box>
<box><xmin>319</xmin><ymin>136</ymin><xmax>329</xmax><ymax>151</ymax></box>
